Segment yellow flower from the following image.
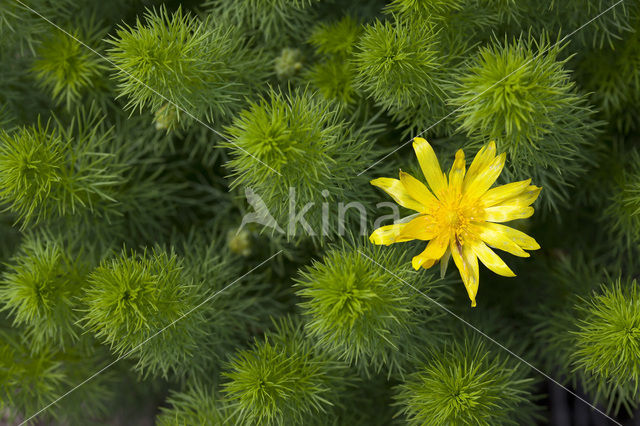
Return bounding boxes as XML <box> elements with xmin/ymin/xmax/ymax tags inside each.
<box><xmin>369</xmin><ymin>138</ymin><xmax>541</xmax><ymax>307</ymax></box>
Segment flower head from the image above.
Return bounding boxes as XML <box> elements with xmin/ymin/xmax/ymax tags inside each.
<box><xmin>369</xmin><ymin>138</ymin><xmax>541</xmax><ymax>307</ymax></box>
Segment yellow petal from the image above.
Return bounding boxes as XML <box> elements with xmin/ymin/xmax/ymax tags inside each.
<box><xmin>463</xmin><ymin>141</ymin><xmax>496</xmax><ymax>190</ymax></box>
<box><xmin>411</xmin><ymin>234</ymin><xmax>449</xmax><ymax>270</ymax></box>
<box><xmin>371</xmin><ymin>178</ymin><xmax>424</xmax><ymax>212</ymax></box>
<box><xmin>369</xmin><ymin>223</ymin><xmax>410</xmax><ymax>245</ymax></box>
<box><xmin>397</xmin><ymin>214</ymin><xmax>437</xmax><ymax>241</ymax></box>
<box><xmin>497</xmin><ymin>185</ymin><xmax>542</xmax><ymax>208</ymax></box>
<box><xmin>474</xmin><ymin>223</ymin><xmax>531</xmax><ymax>256</ymax></box>
<box><xmin>448</xmin><ymin>149</ymin><xmax>466</xmax><ymax>194</ymax></box>
<box><xmin>413</xmin><ymin>137</ymin><xmax>447</xmax><ymax>196</ymax></box>
<box><xmin>413</xmin><ymin>257</ymin><xmax>437</xmax><ymax>270</ymax></box>
<box><xmin>484</xmin><ymin>205</ymin><xmax>534</xmax><ymax>222</ymax></box>
<box><xmin>451</xmin><ymin>241</ymin><xmax>479</xmax><ymax>307</ymax></box>
<box><xmin>399</xmin><ymin>170</ymin><xmax>437</xmax><ymax>208</ymax></box>
<box><xmin>463</xmin><ymin>153</ymin><xmax>506</xmax><ymax>202</ymax></box>
<box><xmin>480</xmin><ymin>222</ymin><xmax>540</xmax><ymax>251</ymax></box>
<box><xmin>480</xmin><ymin>179</ymin><xmax>531</xmax><ymax>207</ymax></box>
<box><xmin>440</xmin><ymin>247</ymin><xmax>451</xmax><ymax>279</ymax></box>
<box><xmin>471</xmin><ymin>240</ymin><xmax>515</xmax><ymax>277</ymax></box>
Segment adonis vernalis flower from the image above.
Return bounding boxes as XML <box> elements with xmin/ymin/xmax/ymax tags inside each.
<box><xmin>369</xmin><ymin>138</ymin><xmax>541</xmax><ymax>307</ymax></box>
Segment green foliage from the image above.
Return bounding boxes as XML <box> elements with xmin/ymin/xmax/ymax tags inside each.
<box><xmin>543</xmin><ymin>0</ymin><xmax>635</xmax><ymax>48</ymax></box>
<box><xmin>385</xmin><ymin>0</ymin><xmax>508</xmax><ymax>43</ymax></box>
<box><xmin>309</xmin><ymin>16</ymin><xmax>362</xmax><ymax>57</ymax></box>
<box><xmin>224</xmin><ymin>88</ymin><xmax>377</xmax><ymax>238</ymax></box>
<box><xmin>222</xmin><ymin>317</ymin><xmax>353</xmax><ymax>425</ymax></box>
<box><xmin>530</xmin><ymin>254</ymin><xmax>605</xmax><ymax>372</ymax></box>
<box><xmin>0</xmin><ymin>105</ymin><xmax>15</xmax><ymax>130</ymax></box>
<box><xmin>571</xmin><ymin>280</ymin><xmax>640</xmax><ymax>414</ymax></box>
<box><xmin>602</xmin><ymin>149</ymin><xmax>640</xmax><ymax>258</ymax></box>
<box><xmin>354</xmin><ymin>19</ymin><xmax>442</xmax><ymax>113</ymax></box>
<box><xmin>156</xmin><ymin>385</ymin><xmax>230</xmax><ymax>426</ymax></box>
<box><xmin>451</xmin><ymin>36</ymin><xmax>601</xmax><ymax>211</ymax></box>
<box><xmin>97</xmin><ymin>113</ymin><xmax>188</xmax><ymax>244</ymax></box>
<box><xmin>274</xmin><ymin>47</ymin><xmax>303</xmax><ymax>80</ymax></box>
<box><xmin>353</xmin><ymin>15</ymin><xmax>472</xmax><ymax>136</ymax></box>
<box><xmin>0</xmin><ymin>234</ymin><xmax>90</xmax><ymax>351</ymax></box>
<box><xmin>171</xmin><ymin>230</ymin><xmax>278</xmax><ymax>380</ymax></box>
<box><xmin>80</xmin><ymin>248</ymin><xmax>207</xmax><ymax>378</ymax></box>
<box><xmin>108</xmin><ymin>6</ymin><xmax>268</xmax><ymax>129</ymax></box>
<box><xmin>534</xmin><ymin>272</ymin><xmax>640</xmax><ymax>416</ymax></box>
<box><xmin>394</xmin><ymin>337</ymin><xmax>539</xmax><ymax>425</ymax></box>
<box><xmin>205</xmin><ymin>0</ymin><xmax>320</xmax><ymax>46</ymax></box>
<box><xmin>306</xmin><ymin>58</ymin><xmax>358</xmax><ymax>108</ymax></box>
<box><xmin>0</xmin><ymin>115</ymin><xmax>120</xmax><ymax>227</ymax></box>
<box><xmin>0</xmin><ymin>332</ymin><xmax>113</xmax><ymax>425</ymax></box>
<box><xmin>454</xmin><ymin>38</ymin><xmax>567</xmax><ymax>142</ymax></box>
<box><xmin>1</xmin><ymin>0</ymin><xmax>639</xmax><ymax>424</ymax></box>
<box><xmin>77</xmin><ymin>231</ymin><xmax>270</xmax><ymax>382</ymax></box>
<box><xmin>0</xmin><ymin>0</ymin><xmax>71</xmax><ymax>53</ymax></box>
<box><xmin>0</xmin><ymin>106</ymin><xmax>191</xmax><ymax>244</ymax></box>
<box><xmin>0</xmin><ymin>51</ymin><xmax>48</xmax><ymax>123</ymax></box>
<box><xmin>296</xmin><ymin>241</ymin><xmax>444</xmax><ymax>376</ymax></box>
<box><xmin>575</xmin><ymin>14</ymin><xmax>640</xmax><ymax>133</ymax></box>
<box><xmin>0</xmin><ymin>121</ymin><xmax>66</xmax><ymax>225</ymax></box>
<box><xmin>483</xmin><ymin>0</ymin><xmax>522</xmax><ymax>23</ymax></box>
<box><xmin>306</xmin><ymin>16</ymin><xmax>363</xmax><ymax>108</ymax></box>
<box><xmin>386</xmin><ymin>0</ymin><xmax>466</xmax><ymax>17</ymax></box>
<box><xmin>0</xmin><ymin>336</ymin><xmax>64</xmax><ymax>422</ymax></box>
<box><xmin>32</xmin><ymin>25</ymin><xmax>108</xmax><ymax>109</ymax></box>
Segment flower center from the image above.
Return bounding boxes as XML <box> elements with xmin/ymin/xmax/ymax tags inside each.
<box><xmin>433</xmin><ymin>198</ymin><xmax>474</xmax><ymax>244</ymax></box>
<box><xmin>446</xmin><ymin>209</ymin><xmax>463</xmax><ymax>228</ymax></box>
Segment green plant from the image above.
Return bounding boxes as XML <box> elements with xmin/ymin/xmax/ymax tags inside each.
<box><xmin>571</xmin><ymin>280</ymin><xmax>640</xmax><ymax>414</ymax></box>
<box><xmin>222</xmin><ymin>317</ymin><xmax>353</xmax><ymax>425</ymax></box>
<box><xmin>354</xmin><ymin>19</ymin><xmax>442</xmax><ymax>113</ymax></box>
<box><xmin>296</xmin><ymin>242</ymin><xmax>444</xmax><ymax>376</ymax></box>
<box><xmin>309</xmin><ymin>15</ymin><xmax>362</xmax><ymax>57</ymax></box>
<box><xmin>32</xmin><ymin>24</ymin><xmax>108</xmax><ymax>108</ymax></box>
<box><xmin>544</xmin><ymin>0</ymin><xmax>635</xmax><ymax>48</ymax></box>
<box><xmin>0</xmin><ymin>331</ymin><xmax>113</xmax><ymax>424</ymax></box>
<box><xmin>305</xmin><ymin>16</ymin><xmax>363</xmax><ymax>109</ymax></box>
<box><xmin>108</xmin><ymin>6</ymin><xmax>268</xmax><ymax>130</ymax></box>
<box><xmin>451</xmin><ymin>36</ymin><xmax>601</xmax><ymax>211</ymax></box>
<box><xmin>0</xmin><ymin>115</ymin><xmax>120</xmax><ymax>227</ymax></box>
<box><xmin>0</xmin><ymin>233</ymin><xmax>90</xmax><ymax>351</ymax></box>
<box><xmin>575</xmin><ymin>13</ymin><xmax>640</xmax><ymax>133</ymax></box>
<box><xmin>156</xmin><ymin>384</ymin><xmax>230</xmax><ymax>426</ymax></box>
<box><xmin>80</xmin><ymin>248</ymin><xmax>207</xmax><ymax>378</ymax></box>
<box><xmin>223</xmin><ymin>88</ymin><xmax>378</xmax><ymax>238</ymax></box>
<box><xmin>205</xmin><ymin>0</ymin><xmax>320</xmax><ymax>46</ymax></box>
<box><xmin>593</xmin><ymin>148</ymin><xmax>640</xmax><ymax>263</ymax></box>
<box><xmin>1</xmin><ymin>1</ymin><xmax>639</xmax><ymax>424</ymax></box>
<box><xmin>394</xmin><ymin>337</ymin><xmax>539</xmax><ymax>425</ymax></box>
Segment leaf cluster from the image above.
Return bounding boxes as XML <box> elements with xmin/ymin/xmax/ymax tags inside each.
<box><xmin>571</xmin><ymin>280</ymin><xmax>640</xmax><ymax>414</ymax></box>
<box><xmin>295</xmin><ymin>241</ymin><xmax>445</xmax><ymax>377</ymax></box>
<box><xmin>0</xmin><ymin>233</ymin><xmax>91</xmax><ymax>351</ymax></box>
<box><xmin>451</xmin><ymin>35</ymin><xmax>602</xmax><ymax>211</ymax></box>
<box><xmin>222</xmin><ymin>317</ymin><xmax>354</xmax><ymax>425</ymax></box>
<box><xmin>394</xmin><ymin>336</ymin><xmax>539</xmax><ymax>425</ymax></box>
<box><xmin>223</xmin><ymin>88</ymin><xmax>378</xmax><ymax>239</ymax></box>
<box><xmin>32</xmin><ymin>23</ymin><xmax>109</xmax><ymax>109</ymax></box>
<box><xmin>0</xmin><ymin>114</ymin><xmax>121</xmax><ymax>227</ymax></box>
<box><xmin>305</xmin><ymin>16</ymin><xmax>363</xmax><ymax>109</ymax></box>
<box><xmin>108</xmin><ymin>6</ymin><xmax>269</xmax><ymax>130</ymax></box>
<box><xmin>205</xmin><ymin>0</ymin><xmax>321</xmax><ymax>46</ymax></box>
<box><xmin>80</xmin><ymin>247</ymin><xmax>208</xmax><ymax>378</ymax></box>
